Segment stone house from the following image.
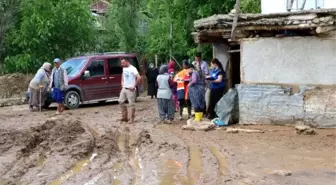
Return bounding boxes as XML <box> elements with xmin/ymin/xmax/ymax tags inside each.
<box><xmin>192</xmin><ymin>9</ymin><xmax>336</xmax><ymax>128</ymax></box>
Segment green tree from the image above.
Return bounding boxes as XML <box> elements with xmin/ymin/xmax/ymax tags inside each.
<box><xmin>3</xmin><ymin>0</ymin><xmax>96</xmax><ymax>73</ymax></box>
<box><xmin>143</xmin><ymin>0</ymin><xmax>236</xmax><ymax>63</ymax></box>
<box><xmin>90</xmin><ymin>0</ymin><xmax>260</xmax><ymax>59</ymax></box>
<box><xmin>241</xmin><ymin>0</ymin><xmax>261</xmax><ymax>13</ymax></box>
<box><xmin>106</xmin><ymin>0</ymin><xmax>142</xmax><ymax>52</ymax></box>
<box><xmin>0</xmin><ymin>0</ymin><xmax>20</xmax><ymax>74</ymax></box>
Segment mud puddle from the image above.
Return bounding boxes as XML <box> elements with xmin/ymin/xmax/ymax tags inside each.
<box><xmin>112</xmin><ymin>162</ymin><xmax>122</xmax><ymax>185</ymax></box>
<box><xmin>159</xmin><ymin>160</ymin><xmax>184</xmax><ymax>185</ymax></box>
<box><xmin>187</xmin><ymin>146</ymin><xmax>203</xmax><ymax>184</ymax></box>
<box><xmin>208</xmin><ymin>146</ymin><xmax>228</xmax><ymax>177</ymax></box>
<box><xmin>49</xmin><ymin>153</ymin><xmax>98</xmax><ymax>185</ymax></box>
<box><xmin>129</xmin><ymin>147</ymin><xmax>142</xmax><ymax>185</ymax></box>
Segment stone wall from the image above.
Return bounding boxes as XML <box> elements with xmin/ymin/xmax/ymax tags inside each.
<box><xmin>236</xmin><ymin>84</ymin><xmax>336</xmax><ymax>128</ymax></box>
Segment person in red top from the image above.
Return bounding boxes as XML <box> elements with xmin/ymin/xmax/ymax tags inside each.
<box><xmin>168</xmin><ymin>60</ymin><xmax>179</xmax><ymax>112</ymax></box>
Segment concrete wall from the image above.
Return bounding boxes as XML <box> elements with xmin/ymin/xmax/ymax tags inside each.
<box><xmin>213</xmin><ymin>43</ymin><xmax>229</xmax><ymax>70</ymax></box>
<box><xmin>241</xmin><ymin>37</ymin><xmax>336</xmax><ymax>85</ymax></box>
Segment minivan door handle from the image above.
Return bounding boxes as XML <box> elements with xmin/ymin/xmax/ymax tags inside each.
<box><xmin>101</xmin><ymin>77</ymin><xmax>107</xmax><ymax>80</ymax></box>
<box><xmin>109</xmin><ymin>77</ymin><xmax>115</xmax><ymax>79</ymax></box>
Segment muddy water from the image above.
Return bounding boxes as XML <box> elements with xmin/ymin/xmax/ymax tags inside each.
<box><xmin>112</xmin><ymin>162</ymin><xmax>122</xmax><ymax>185</ymax></box>
<box><xmin>49</xmin><ymin>153</ymin><xmax>97</xmax><ymax>185</ymax></box>
<box><xmin>208</xmin><ymin>146</ymin><xmax>228</xmax><ymax>177</ymax></box>
<box><xmin>159</xmin><ymin>160</ymin><xmax>183</xmax><ymax>185</ymax></box>
<box><xmin>187</xmin><ymin>146</ymin><xmax>203</xmax><ymax>184</ymax></box>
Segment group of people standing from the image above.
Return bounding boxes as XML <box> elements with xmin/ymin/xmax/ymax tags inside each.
<box><xmin>153</xmin><ymin>53</ymin><xmax>226</xmax><ymax>123</ymax></box>
<box><xmin>28</xmin><ymin>58</ymin><xmax>68</xmax><ymax>115</ymax></box>
<box><xmin>28</xmin><ymin>55</ymin><xmax>224</xmax><ymax>125</ymax></box>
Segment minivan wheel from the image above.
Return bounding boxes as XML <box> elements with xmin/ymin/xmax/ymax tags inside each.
<box><xmin>65</xmin><ymin>91</ymin><xmax>80</xmax><ymax>109</ymax></box>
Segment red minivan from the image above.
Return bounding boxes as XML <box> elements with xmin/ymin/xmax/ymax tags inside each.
<box><xmin>47</xmin><ymin>52</ymin><xmax>142</xmax><ymax>109</ymax></box>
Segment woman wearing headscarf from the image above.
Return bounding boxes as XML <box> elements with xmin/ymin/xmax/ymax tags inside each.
<box><xmin>146</xmin><ymin>63</ymin><xmax>159</xmax><ymax>99</ymax></box>
<box><xmin>187</xmin><ymin>63</ymin><xmax>206</xmax><ymax>121</ymax></box>
<box><xmin>156</xmin><ymin>65</ymin><xmax>175</xmax><ymax>123</ymax></box>
<box><xmin>168</xmin><ymin>60</ymin><xmax>178</xmax><ymax>112</ymax></box>
<box><xmin>174</xmin><ymin>60</ymin><xmax>192</xmax><ymax>120</ymax></box>
<box><xmin>206</xmin><ymin>58</ymin><xmax>226</xmax><ymax>119</ymax></box>
<box><xmin>28</xmin><ymin>62</ymin><xmax>52</xmax><ymax>111</ymax></box>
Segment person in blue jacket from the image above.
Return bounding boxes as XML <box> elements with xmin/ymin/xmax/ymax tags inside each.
<box><xmin>206</xmin><ymin>58</ymin><xmax>225</xmax><ymax>119</ymax></box>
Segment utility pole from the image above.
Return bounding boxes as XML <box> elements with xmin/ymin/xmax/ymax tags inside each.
<box><xmin>169</xmin><ymin>22</ymin><xmax>173</xmax><ymax>60</ymax></box>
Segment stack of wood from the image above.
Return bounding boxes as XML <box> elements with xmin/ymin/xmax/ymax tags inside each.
<box><xmin>193</xmin><ymin>8</ymin><xmax>336</xmax><ymax>43</ymax></box>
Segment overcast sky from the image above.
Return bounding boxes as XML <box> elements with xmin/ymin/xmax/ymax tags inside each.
<box><xmin>261</xmin><ymin>0</ymin><xmax>336</xmax><ymax>14</ymax></box>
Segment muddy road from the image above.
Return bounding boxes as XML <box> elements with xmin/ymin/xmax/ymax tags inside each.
<box><xmin>0</xmin><ymin>97</ymin><xmax>335</xmax><ymax>185</ymax></box>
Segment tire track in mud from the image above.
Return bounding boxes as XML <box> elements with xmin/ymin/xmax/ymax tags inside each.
<box><xmin>48</xmin><ymin>123</ymin><xmax>99</xmax><ymax>185</ymax></box>
<box><xmin>114</xmin><ymin>126</ymin><xmax>141</xmax><ymax>185</ymax></box>
<box><xmin>155</xmin><ymin>124</ymin><xmax>231</xmax><ymax>185</ymax></box>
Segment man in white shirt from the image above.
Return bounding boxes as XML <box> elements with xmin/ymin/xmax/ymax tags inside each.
<box><xmin>119</xmin><ymin>58</ymin><xmax>142</xmax><ymax>123</ymax></box>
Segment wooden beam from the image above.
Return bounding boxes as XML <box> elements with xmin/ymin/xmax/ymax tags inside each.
<box><xmin>231</xmin><ymin>0</ymin><xmax>241</xmax><ymax>40</ymax></box>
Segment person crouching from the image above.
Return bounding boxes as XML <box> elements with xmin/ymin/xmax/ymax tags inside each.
<box><xmin>156</xmin><ymin>65</ymin><xmax>175</xmax><ymax>123</ymax></box>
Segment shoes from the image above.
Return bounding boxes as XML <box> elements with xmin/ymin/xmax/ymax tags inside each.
<box><xmin>129</xmin><ymin>108</ymin><xmax>135</xmax><ymax>124</ymax></box>
<box><xmin>120</xmin><ymin>106</ymin><xmax>129</xmax><ymax>122</ymax></box>
<box><xmin>165</xmin><ymin>120</ymin><xmax>173</xmax><ymax>124</ymax></box>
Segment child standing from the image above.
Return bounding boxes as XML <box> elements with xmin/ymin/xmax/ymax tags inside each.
<box><xmin>174</xmin><ymin>60</ymin><xmax>192</xmax><ymax>120</ymax></box>
<box><xmin>156</xmin><ymin>65</ymin><xmax>175</xmax><ymax>123</ymax></box>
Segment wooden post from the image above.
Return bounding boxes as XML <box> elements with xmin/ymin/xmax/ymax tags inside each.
<box><xmin>155</xmin><ymin>55</ymin><xmax>158</xmax><ymax>68</ymax></box>
<box><xmin>287</xmin><ymin>0</ymin><xmax>294</xmax><ymax>12</ymax></box>
<box><xmin>169</xmin><ymin>23</ymin><xmax>173</xmax><ymax>60</ymax></box>
<box><xmin>197</xmin><ymin>43</ymin><xmax>201</xmax><ymax>52</ymax></box>
<box><xmin>300</xmin><ymin>0</ymin><xmax>307</xmax><ymax>10</ymax></box>
<box><xmin>231</xmin><ymin>0</ymin><xmax>241</xmax><ymax>41</ymax></box>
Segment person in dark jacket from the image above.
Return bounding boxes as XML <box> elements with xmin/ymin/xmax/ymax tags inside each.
<box><xmin>146</xmin><ymin>63</ymin><xmax>159</xmax><ymax>99</ymax></box>
<box><xmin>206</xmin><ymin>58</ymin><xmax>225</xmax><ymax>119</ymax></box>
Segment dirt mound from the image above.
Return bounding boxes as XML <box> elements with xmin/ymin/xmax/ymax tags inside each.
<box><xmin>22</xmin><ymin>118</ymin><xmax>94</xmax><ymax>159</ymax></box>
<box><xmin>0</xmin><ymin>118</ymin><xmax>94</xmax><ymax>160</ymax></box>
<box><xmin>0</xmin><ymin>73</ymin><xmax>34</xmax><ymax>99</ymax></box>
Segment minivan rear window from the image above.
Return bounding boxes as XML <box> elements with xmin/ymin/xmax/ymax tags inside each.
<box><xmin>128</xmin><ymin>57</ymin><xmax>139</xmax><ymax>70</ymax></box>
<box><xmin>107</xmin><ymin>58</ymin><xmax>122</xmax><ymax>75</ymax></box>
<box><xmin>107</xmin><ymin>56</ymin><xmax>140</xmax><ymax>75</ymax></box>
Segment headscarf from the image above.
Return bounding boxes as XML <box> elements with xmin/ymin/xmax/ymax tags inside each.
<box><xmin>159</xmin><ymin>65</ymin><xmax>168</xmax><ymax>74</ymax></box>
<box><xmin>41</xmin><ymin>62</ymin><xmax>52</xmax><ymax>72</ymax></box>
<box><xmin>168</xmin><ymin>60</ymin><xmax>175</xmax><ymax>74</ymax></box>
